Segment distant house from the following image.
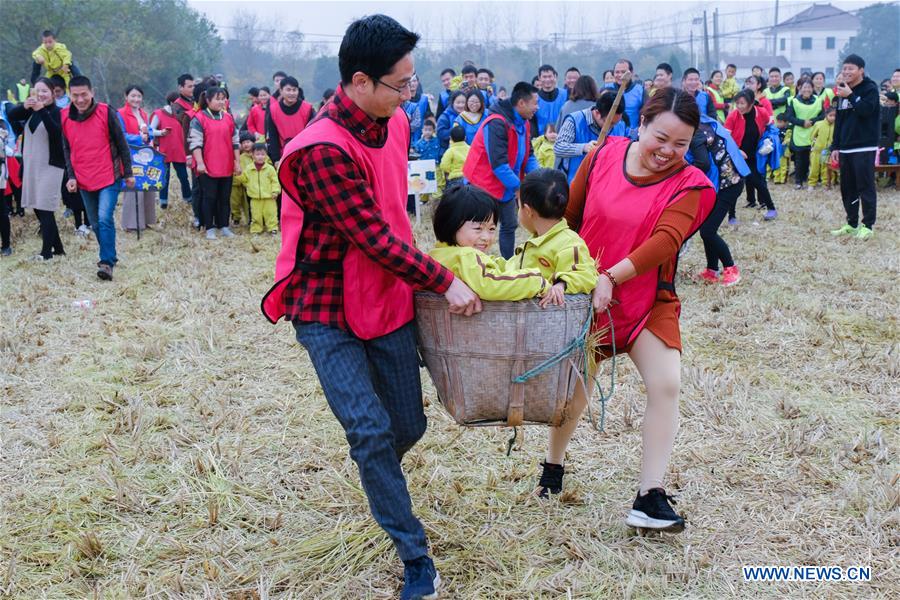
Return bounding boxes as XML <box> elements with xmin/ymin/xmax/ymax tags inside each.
<box><xmin>768</xmin><ymin>3</ymin><xmax>861</xmax><ymax>82</ymax></box>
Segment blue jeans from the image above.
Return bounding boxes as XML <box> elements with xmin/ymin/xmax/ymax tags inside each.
<box><xmin>294</xmin><ymin>320</ymin><xmax>429</xmax><ymax>561</ymax></box>
<box><xmin>160</xmin><ymin>162</ymin><xmax>191</xmax><ymax>204</ymax></box>
<box><xmin>498</xmin><ymin>196</ymin><xmax>518</xmax><ymax>259</ymax></box>
<box><xmin>80</xmin><ymin>183</ymin><xmax>120</xmax><ymax>265</ymax></box>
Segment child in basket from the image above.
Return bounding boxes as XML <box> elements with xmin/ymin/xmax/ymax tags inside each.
<box><xmin>512</xmin><ymin>168</ymin><xmax>599</xmax><ymax>306</ymax></box>
<box><xmin>429</xmin><ymin>185</ymin><xmax>549</xmax><ymax>300</ymax></box>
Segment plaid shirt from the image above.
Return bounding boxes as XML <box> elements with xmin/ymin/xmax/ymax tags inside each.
<box><xmin>282</xmin><ymin>88</ymin><xmax>454</xmax><ymax>330</ymax></box>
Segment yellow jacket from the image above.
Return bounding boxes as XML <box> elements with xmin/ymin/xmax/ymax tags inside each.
<box><xmin>532</xmin><ymin>135</ymin><xmax>557</xmax><ymax>169</ymax></box>
<box><xmin>32</xmin><ymin>43</ymin><xmax>73</xmax><ymax>84</ymax></box>
<box><xmin>236</xmin><ymin>162</ymin><xmax>280</xmax><ymax>199</ymax></box>
<box><xmin>429</xmin><ymin>243</ymin><xmax>548</xmax><ymax>301</ymax></box>
<box><xmin>810</xmin><ymin>119</ymin><xmax>834</xmax><ymax>151</ymax></box>
<box><xmin>720</xmin><ymin>77</ymin><xmax>740</xmax><ymax>101</ymax></box>
<box><xmin>439</xmin><ymin>140</ymin><xmax>469</xmax><ymax>180</ymax></box>
<box><xmin>510</xmin><ymin>219</ymin><xmax>598</xmax><ymax>294</ymax></box>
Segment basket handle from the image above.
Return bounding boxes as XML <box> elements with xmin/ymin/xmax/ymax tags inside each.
<box><xmin>507</xmin><ymin>359</ymin><xmax>525</xmax><ymax>427</ymax></box>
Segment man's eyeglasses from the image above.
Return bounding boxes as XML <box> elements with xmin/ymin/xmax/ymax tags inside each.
<box><xmin>374</xmin><ymin>73</ymin><xmax>417</xmax><ymax>95</ymax></box>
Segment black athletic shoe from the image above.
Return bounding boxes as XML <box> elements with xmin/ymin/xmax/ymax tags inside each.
<box><xmin>625</xmin><ymin>488</ymin><xmax>685</xmax><ymax>532</ymax></box>
<box><xmin>97</xmin><ymin>262</ymin><xmax>113</xmax><ymax>281</ymax></box>
<box><xmin>537</xmin><ymin>461</ymin><xmax>565</xmax><ymax>498</ymax></box>
<box><xmin>743</xmin><ymin>202</ymin><xmax>757</xmax><ymax>209</ymax></box>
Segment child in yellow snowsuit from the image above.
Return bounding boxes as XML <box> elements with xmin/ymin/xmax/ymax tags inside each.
<box><xmin>531</xmin><ymin>123</ymin><xmax>558</xmax><ymax>169</ymax></box>
<box><xmin>440</xmin><ymin>126</ymin><xmax>470</xmax><ymax>188</ymax></box>
<box><xmin>771</xmin><ymin>114</ymin><xmax>792</xmax><ymax>184</ymax></box>
<box><xmin>235</xmin><ymin>144</ymin><xmax>280</xmax><ymax>234</ymax></box>
<box><xmin>230</xmin><ymin>133</ymin><xmax>257</xmax><ymax>225</ymax></box>
<box><xmin>32</xmin><ymin>32</ymin><xmax>73</xmax><ymax>86</ymax></box>
<box><xmin>808</xmin><ymin>107</ymin><xmax>836</xmax><ymax>188</ymax></box>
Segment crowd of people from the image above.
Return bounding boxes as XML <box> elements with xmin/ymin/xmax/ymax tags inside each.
<box><xmin>1</xmin><ymin>18</ymin><xmax>897</xmax><ymax>599</ymax></box>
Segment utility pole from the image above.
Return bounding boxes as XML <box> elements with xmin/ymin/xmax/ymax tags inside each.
<box><xmin>713</xmin><ymin>8</ymin><xmax>720</xmax><ymax>70</ymax></box>
<box><xmin>690</xmin><ymin>30</ymin><xmax>695</xmax><ymax>69</ymax></box>
<box><xmin>773</xmin><ymin>0</ymin><xmax>780</xmax><ymax>56</ymax></box>
<box><xmin>702</xmin><ymin>10</ymin><xmax>711</xmax><ymax>75</ymax></box>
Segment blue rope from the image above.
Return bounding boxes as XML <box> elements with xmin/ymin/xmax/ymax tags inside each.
<box><xmin>511</xmin><ymin>304</ymin><xmax>616</xmax><ymax>431</ymax></box>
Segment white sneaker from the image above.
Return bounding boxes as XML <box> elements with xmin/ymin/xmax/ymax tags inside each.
<box><xmin>192</xmin><ymin>217</ymin><xmax>200</xmax><ymax>228</ymax></box>
<box><xmin>75</xmin><ymin>224</ymin><xmax>91</xmax><ymax>238</ymax></box>
<box><xmin>219</xmin><ymin>227</ymin><xmax>236</xmax><ymax>238</ymax></box>
<box><xmin>206</xmin><ymin>228</ymin><xmax>217</xmax><ymax>240</ymax></box>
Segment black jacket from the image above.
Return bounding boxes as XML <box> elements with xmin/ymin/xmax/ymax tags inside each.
<box><xmin>831</xmin><ymin>76</ymin><xmax>881</xmax><ymax>152</ymax></box>
<box><xmin>6</xmin><ymin>102</ymin><xmax>65</xmax><ymax>169</ymax></box>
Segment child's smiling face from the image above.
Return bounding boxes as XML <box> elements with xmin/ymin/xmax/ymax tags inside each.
<box><xmin>455</xmin><ymin>219</ymin><xmax>496</xmax><ymax>252</ymax></box>
<box><xmin>240</xmin><ymin>140</ymin><xmax>253</xmax><ymax>153</ymax></box>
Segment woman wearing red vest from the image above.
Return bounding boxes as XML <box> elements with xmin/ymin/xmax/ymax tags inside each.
<box><xmin>264</xmin><ymin>76</ymin><xmax>313</xmax><ymax>166</ymax></box>
<box><xmin>189</xmin><ymin>86</ymin><xmax>240</xmax><ymax>240</ymax></box>
<box><xmin>538</xmin><ymin>89</ymin><xmax>715</xmax><ymax>535</ymax></box>
<box><xmin>117</xmin><ymin>85</ymin><xmax>157</xmax><ymax>231</ymax></box>
<box><xmin>151</xmin><ymin>92</ymin><xmax>192</xmax><ymax>209</ymax></box>
<box><xmin>262</xmin><ymin>15</ymin><xmax>478</xmax><ymax>599</ymax></box>
<box><xmin>62</xmin><ymin>75</ymin><xmax>134</xmax><ymax>281</ymax></box>
<box><xmin>245</xmin><ymin>86</ymin><xmax>269</xmax><ymax>140</ymax></box>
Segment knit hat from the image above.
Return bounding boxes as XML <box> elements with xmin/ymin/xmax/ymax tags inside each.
<box><xmin>843</xmin><ymin>54</ymin><xmax>865</xmax><ymax>69</ymax></box>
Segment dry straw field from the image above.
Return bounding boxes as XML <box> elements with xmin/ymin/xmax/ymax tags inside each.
<box><xmin>1</xmin><ymin>184</ymin><xmax>897</xmax><ymax>599</ymax></box>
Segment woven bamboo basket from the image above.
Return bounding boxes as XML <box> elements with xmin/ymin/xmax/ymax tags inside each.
<box><xmin>414</xmin><ymin>292</ymin><xmax>592</xmax><ymax>427</ymax></box>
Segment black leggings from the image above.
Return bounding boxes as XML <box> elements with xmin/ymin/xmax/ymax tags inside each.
<box><xmin>793</xmin><ymin>147</ymin><xmax>811</xmax><ymax>185</ymax></box>
<box><xmin>0</xmin><ymin>196</ymin><xmax>9</xmax><ymax>249</ymax></box>
<box><xmin>34</xmin><ymin>209</ymin><xmax>64</xmax><ymax>259</ymax></box>
<box><xmin>199</xmin><ymin>174</ymin><xmax>233</xmax><ymax>229</ymax></box>
<box><xmin>701</xmin><ymin>181</ymin><xmax>742</xmax><ymax>270</ymax></box>
<box><xmin>743</xmin><ymin>157</ymin><xmax>775</xmax><ymax>210</ymax></box>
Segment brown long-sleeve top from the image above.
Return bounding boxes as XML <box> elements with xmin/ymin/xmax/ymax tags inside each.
<box><xmin>565</xmin><ymin>145</ymin><xmax>701</xmax><ymax>353</ymax></box>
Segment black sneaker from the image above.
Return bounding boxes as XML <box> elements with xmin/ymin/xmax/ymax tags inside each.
<box><xmin>537</xmin><ymin>461</ymin><xmax>565</xmax><ymax>498</ymax></box>
<box><xmin>97</xmin><ymin>262</ymin><xmax>114</xmax><ymax>281</ymax></box>
<box><xmin>401</xmin><ymin>555</ymin><xmax>440</xmax><ymax>600</ymax></box>
<box><xmin>625</xmin><ymin>488</ymin><xmax>685</xmax><ymax>532</ymax></box>
<box><xmin>743</xmin><ymin>202</ymin><xmax>757</xmax><ymax>209</ymax></box>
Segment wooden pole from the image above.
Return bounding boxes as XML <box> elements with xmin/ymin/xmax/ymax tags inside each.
<box><xmin>596</xmin><ymin>71</ymin><xmax>631</xmax><ymax>146</ymax></box>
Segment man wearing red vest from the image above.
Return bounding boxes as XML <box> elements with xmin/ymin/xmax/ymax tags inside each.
<box><xmin>261</xmin><ymin>15</ymin><xmax>478</xmax><ymax>599</ymax></box>
<box><xmin>62</xmin><ymin>75</ymin><xmax>134</xmax><ymax>281</ymax></box>
<box><xmin>264</xmin><ymin>76</ymin><xmax>314</xmax><ymax>166</ymax></box>
<box><xmin>462</xmin><ymin>81</ymin><xmax>540</xmax><ymax>258</ymax></box>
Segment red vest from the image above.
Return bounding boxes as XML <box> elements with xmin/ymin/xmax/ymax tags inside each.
<box><xmin>246</xmin><ymin>103</ymin><xmax>266</xmax><ymax>137</ymax></box>
<box><xmin>117</xmin><ymin>105</ymin><xmax>148</xmax><ymax>135</ymax></box>
<box><xmin>580</xmin><ymin>137</ymin><xmax>715</xmax><ymax>347</ymax></box>
<box><xmin>174</xmin><ymin>96</ymin><xmax>195</xmax><ymax>118</ymax></box>
<box><xmin>269</xmin><ymin>99</ymin><xmax>313</xmax><ymax>151</ymax></box>
<box><xmin>462</xmin><ymin>112</ymin><xmax>530</xmax><ymax>199</ymax></box>
<box><xmin>61</xmin><ymin>103</ymin><xmax>117</xmax><ymax>192</ymax></box>
<box><xmin>262</xmin><ymin>106</ymin><xmax>413</xmax><ymax>340</ymax></box>
<box><xmin>195</xmin><ymin>110</ymin><xmax>236</xmax><ymax>177</ymax></box>
<box><xmin>152</xmin><ymin>108</ymin><xmax>187</xmax><ymax>163</ymax></box>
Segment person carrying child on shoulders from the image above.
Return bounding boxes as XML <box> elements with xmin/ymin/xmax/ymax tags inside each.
<box><xmin>236</xmin><ymin>143</ymin><xmax>279</xmax><ymax>234</ymax></box>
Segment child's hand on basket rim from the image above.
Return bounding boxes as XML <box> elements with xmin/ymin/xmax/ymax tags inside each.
<box><xmin>539</xmin><ymin>282</ymin><xmax>566</xmax><ymax>308</ymax></box>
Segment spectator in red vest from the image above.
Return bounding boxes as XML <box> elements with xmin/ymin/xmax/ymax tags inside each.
<box><xmin>189</xmin><ymin>86</ymin><xmax>241</xmax><ymax>240</ymax></box>
<box><xmin>117</xmin><ymin>85</ymin><xmax>157</xmax><ymax>231</ymax></box>
<box><xmin>245</xmin><ymin>86</ymin><xmax>269</xmax><ymax>141</ymax></box>
<box><xmin>61</xmin><ymin>75</ymin><xmax>134</xmax><ymax>281</ymax></box>
<box><xmin>151</xmin><ymin>92</ymin><xmax>192</xmax><ymax>209</ymax></box>
<box><xmin>265</xmin><ymin>76</ymin><xmax>314</xmax><ymax>166</ymax></box>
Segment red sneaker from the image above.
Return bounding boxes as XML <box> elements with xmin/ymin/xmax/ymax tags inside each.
<box><xmin>721</xmin><ymin>266</ymin><xmax>741</xmax><ymax>286</ymax></box>
<box><xmin>697</xmin><ymin>268</ymin><xmax>719</xmax><ymax>284</ymax></box>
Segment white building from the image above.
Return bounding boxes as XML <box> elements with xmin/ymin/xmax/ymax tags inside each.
<box><xmin>769</xmin><ymin>3</ymin><xmax>861</xmax><ymax>82</ymax></box>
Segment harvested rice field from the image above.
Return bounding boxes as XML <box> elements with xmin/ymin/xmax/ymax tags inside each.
<box><xmin>1</xmin><ymin>184</ymin><xmax>898</xmax><ymax>599</ymax></box>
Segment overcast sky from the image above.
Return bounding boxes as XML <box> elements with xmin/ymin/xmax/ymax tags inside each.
<box><xmin>188</xmin><ymin>0</ymin><xmax>872</xmax><ymax>55</ymax></box>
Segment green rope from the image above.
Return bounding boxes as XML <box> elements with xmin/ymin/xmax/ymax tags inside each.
<box><xmin>511</xmin><ymin>304</ymin><xmax>616</xmax><ymax>432</ymax></box>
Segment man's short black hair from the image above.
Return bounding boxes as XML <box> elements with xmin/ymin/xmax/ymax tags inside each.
<box><xmin>433</xmin><ymin>185</ymin><xmax>499</xmax><ymax>245</ymax></box>
<box><xmin>511</xmin><ymin>82</ymin><xmax>538</xmax><ymax>106</ymax></box>
<box><xmin>656</xmin><ymin>63</ymin><xmax>673</xmax><ymax>75</ymax></box>
<box><xmin>280</xmin><ymin>76</ymin><xmax>299</xmax><ymax>89</ymax></box>
<box><xmin>538</xmin><ymin>64</ymin><xmax>557</xmax><ymax>76</ymax></box>
<box><xmin>42</xmin><ymin>30</ymin><xmax>54</xmax><ymax>38</ymax></box>
<box><xmin>566</xmin><ymin>66</ymin><xmax>580</xmax><ymax>74</ymax></box>
<box><xmin>450</xmin><ymin>126</ymin><xmax>466</xmax><ymax>143</ymax></box>
<box><xmin>843</xmin><ymin>54</ymin><xmax>865</xmax><ymax>69</ymax></box>
<box><xmin>339</xmin><ymin>14</ymin><xmax>419</xmax><ymax>85</ymax></box>
<box><xmin>784</xmin><ymin>71</ymin><xmax>794</xmax><ymax>78</ymax></box>
<box><xmin>682</xmin><ymin>67</ymin><xmax>700</xmax><ymax>79</ymax></box>
<box><xmin>273</xmin><ymin>71</ymin><xmax>288</xmax><ymax>79</ymax></box>
<box><xmin>476</xmin><ymin>68</ymin><xmax>491</xmax><ymax>76</ymax></box>
<box><xmin>177</xmin><ymin>73</ymin><xmax>193</xmax><ymax>87</ymax></box>
<box><xmin>594</xmin><ymin>90</ymin><xmax>625</xmax><ymax>117</ymax></box>
<box><xmin>461</xmin><ymin>65</ymin><xmax>477</xmax><ymax>76</ymax></box>
<box><xmin>69</xmin><ymin>75</ymin><xmax>92</xmax><ymax>90</ymax></box>
<box><xmin>769</xmin><ymin>67</ymin><xmax>781</xmax><ymax>74</ymax></box>
<box><xmin>615</xmin><ymin>58</ymin><xmax>634</xmax><ymax>72</ymax></box>
<box><xmin>441</xmin><ymin>68</ymin><xmax>456</xmax><ymax>77</ymax></box>
<box><xmin>248</xmin><ymin>87</ymin><xmax>259</xmax><ymax>97</ymax></box>
<box><xmin>259</xmin><ymin>86</ymin><xmax>271</xmax><ymax>94</ymax></box>
<box><xmin>752</xmin><ymin>65</ymin><xmax>763</xmax><ymax>71</ymax></box>
<box><xmin>726</xmin><ymin>63</ymin><xmax>737</xmax><ymax>70</ymax></box>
